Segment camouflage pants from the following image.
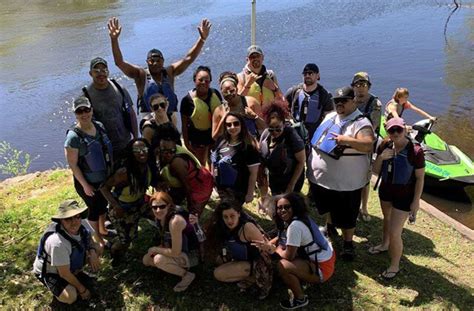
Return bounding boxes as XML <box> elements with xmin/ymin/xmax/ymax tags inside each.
<box><xmin>109</xmin><ymin>200</ymin><xmax>151</xmax><ymax>245</ymax></box>
<box><xmin>253</xmin><ymin>251</ymin><xmax>273</xmax><ymax>299</ymax></box>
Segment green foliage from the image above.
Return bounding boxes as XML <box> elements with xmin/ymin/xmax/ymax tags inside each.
<box><xmin>0</xmin><ymin>141</ymin><xmax>36</xmax><ymax>177</ymax></box>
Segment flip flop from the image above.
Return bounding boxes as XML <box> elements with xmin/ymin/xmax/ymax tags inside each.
<box><xmin>381</xmin><ymin>269</ymin><xmax>399</xmax><ymax>280</ymax></box>
<box><xmin>173</xmin><ymin>272</ymin><xmax>196</xmax><ymax>292</ymax></box>
<box><xmin>368</xmin><ymin>246</ymin><xmax>388</xmax><ymax>255</ymax></box>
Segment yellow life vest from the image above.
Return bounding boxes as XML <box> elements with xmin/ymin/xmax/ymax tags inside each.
<box><xmin>247</xmin><ymin>77</ymin><xmax>276</xmax><ymax>106</ymax></box>
<box><xmin>190</xmin><ymin>90</ymin><xmax>221</xmax><ymax>130</ymax></box>
<box><xmin>160</xmin><ymin>145</ymin><xmax>201</xmax><ymax>188</ymax></box>
<box><xmin>118</xmin><ymin>168</ymin><xmax>152</xmax><ymax>203</ymax></box>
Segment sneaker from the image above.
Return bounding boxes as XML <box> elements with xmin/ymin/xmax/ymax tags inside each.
<box><xmin>341</xmin><ymin>243</ymin><xmax>355</xmax><ymax>261</ymax></box>
<box><xmin>280</xmin><ymin>295</ymin><xmax>309</xmax><ymax>310</ymax></box>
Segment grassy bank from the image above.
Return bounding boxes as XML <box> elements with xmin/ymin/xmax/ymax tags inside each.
<box><xmin>0</xmin><ymin>169</ymin><xmax>473</xmax><ymax>309</ymax></box>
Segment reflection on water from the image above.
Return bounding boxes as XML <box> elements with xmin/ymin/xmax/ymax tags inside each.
<box><xmin>0</xmin><ymin>0</ymin><xmax>473</xmax><ymax>227</ymax></box>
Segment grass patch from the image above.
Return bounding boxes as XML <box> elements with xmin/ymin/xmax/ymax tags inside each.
<box><xmin>0</xmin><ymin>169</ymin><xmax>473</xmax><ymax>309</ymax></box>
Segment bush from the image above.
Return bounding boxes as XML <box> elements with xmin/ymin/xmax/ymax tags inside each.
<box><xmin>0</xmin><ymin>141</ymin><xmax>36</xmax><ymax>177</ymax></box>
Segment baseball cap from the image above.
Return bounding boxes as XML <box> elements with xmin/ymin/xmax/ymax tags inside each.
<box><xmin>302</xmin><ymin>63</ymin><xmax>319</xmax><ymax>74</ymax></box>
<box><xmin>90</xmin><ymin>57</ymin><xmax>108</xmax><ymax>70</ymax></box>
<box><xmin>385</xmin><ymin>117</ymin><xmax>406</xmax><ymax>130</ymax></box>
<box><xmin>351</xmin><ymin>71</ymin><xmax>371</xmax><ymax>86</ymax></box>
<box><xmin>51</xmin><ymin>200</ymin><xmax>88</xmax><ymax>222</ymax></box>
<box><xmin>247</xmin><ymin>45</ymin><xmax>263</xmax><ymax>57</ymax></box>
<box><xmin>73</xmin><ymin>96</ymin><xmax>92</xmax><ymax>111</ymax></box>
<box><xmin>333</xmin><ymin>86</ymin><xmax>355</xmax><ymax>100</ymax></box>
<box><xmin>147</xmin><ymin>48</ymin><xmax>164</xmax><ymax>59</ymax></box>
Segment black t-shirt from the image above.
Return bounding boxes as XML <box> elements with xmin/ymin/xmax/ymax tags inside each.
<box><xmin>213</xmin><ymin>140</ymin><xmax>260</xmax><ymax>197</ymax></box>
<box><xmin>259</xmin><ymin>125</ymin><xmax>304</xmax><ymax>179</ymax></box>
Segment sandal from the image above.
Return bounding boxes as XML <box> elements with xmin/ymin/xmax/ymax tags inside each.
<box><xmin>173</xmin><ymin>272</ymin><xmax>195</xmax><ymax>292</ymax></box>
<box><xmin>368</xmin><ymin>245</ymin><xmax>388</xmax><ymax>255</ymax></box>
<box><xmin>381</xmin><ymin>269</ymin><xmax>399</xmax><ymax>280</ymax></box>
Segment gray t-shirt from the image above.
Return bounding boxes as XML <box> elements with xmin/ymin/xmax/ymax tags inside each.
<box><xmin>85</xmin><ymin>82</ymin><xmax>133</xmax><ymax>156</ymax></box>
<box><xmin>356</xmin><ymin>93</ymin><xmax>382</xmax><ymax>132</ymax></box>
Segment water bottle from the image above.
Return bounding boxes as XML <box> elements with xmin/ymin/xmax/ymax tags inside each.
<box><xmin>194</xmin><ymin>222</ymin><xmax>206</xmax><ymax>243</ymax></box>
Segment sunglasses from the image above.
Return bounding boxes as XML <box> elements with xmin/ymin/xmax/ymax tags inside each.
<box><xmin>353</xmin><ymin>82</ymin><xmax>368</xmax><ymax>88</ymax></box>
<box><xmin>387</xmin><ymin>126</ymin><xmax>404</xmax><ymax>134</ymax></box>
<box><xmin>147</xmin><ymin>57</ymin><xmax>163</xmax><ymax>65</ymax></box>
<box><xmin>64</xmin><ymin>214</ymin><xmax>82</xmax><ymax>221</ymax></box>
<box><xmin>225</xmin><ymin>121</ymin><xmax>241</xmax><ymax>128</ymax></box>
<box><xmin>133</xmin><ymin>146</ymin><xmax>149</xmax><ymax>154</ymax></box>
<box><xmin>335</xmin><ymin>99</ymin><xmax>350</xmax><ymax>105</ymax></box>
<box><xmin>152</xmin><ymin>102</ymin><xmax>167</xmax><ymax>111</ymax></box>
<box><xmin>276</xmin><ymin>204</ymin><xmax>291</xmax><ymax>211</ymax></box>
<box><xmin>160</xmin><ymin>148</ymin><xmax>177</xmax><ymax>154</ymax></box>
<box><xmin>268</xmin><ymin>127</ymin><xmax>283</xmax><ymax>133</ymax></box>
<box><xmin>91</xmin><ymin>68</ymin><xmax>109</xmax><ymax>75</ymax></box>
<box><xmin>75</xmin><ymin>107</ymin><xmax>92</xmax><ymax>114</ymax></box>
<box><xmin>151</xmin><ymin>203</ymin><xmax>167</xmax><ymax>210</ymax></box>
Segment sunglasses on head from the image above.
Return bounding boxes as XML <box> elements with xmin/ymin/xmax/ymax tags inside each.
<box><xmin>387</xmin><ymin>126</ymin><xmax>404</xmax><ymax>134</ymax></box>
<box><xmin>91</xmin><ymin>68</ymin><xmax>109</xmax><ymax>75</ymax></box>
<box><xmin>75</xmin><ymin>107</ymin><xmax>91</xmax><ymax>114</ymax></box>
<box><xmin>268</xmin><ymin>127</ymin><xmax>283</xmax><ymax>133</ymax></box>
<box><xmin>225</xmin><ymin>121</ymin><xmax>241</xmax><ymax>128</ymax></box>
<box><xmin>276</xmin><ymin>204</ymin><xmax>291</xmax><ymax>211</ymax></box>
<box><xmin>151</xmin><ymin>203</ymin><xmax>167</xmax><ymax>210</ymax></box>
<box><xmin>133</xmin><ymin>146</ymin><xmax>149</xmax><ymax>153</ymax></box>
<box><xmin>152</xmin><ymin>102</ymin><xmax>167</xmax><ymax>111</ymax></box>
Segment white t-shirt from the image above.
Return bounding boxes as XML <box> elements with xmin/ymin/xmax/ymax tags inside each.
<box><xmin>307</xmin><ymin>110</ymin><xmax>373</xmax><ymax>191</ymax></box>
<box><xmin>33</xmin><ymin>221</ymin><xmax>89</xmax><ymax>275</ymax></box>
<box><xmin>286</xmin><ymin>220</ymin><xmax>333</xmax><ymax>262</ymax></box>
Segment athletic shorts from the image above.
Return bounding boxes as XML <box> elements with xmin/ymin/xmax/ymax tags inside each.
<box><xmin>310</xmin><ymin>182</ymin><xmax>362</xmax><ymax>229</ymax></box>
<box><xmin>378</xmin><ymin>184</ymin><xmax>413</xmax><ymax>212</ymax></box>
<box><xmin>314</xmin><ymin>251</ymin><xmax>336</xmax><ymax>283</ymax></box>
<box><xmin>74</xmin><ymin>178</ymin><xmax>108</xmax><ymax>221</ymax></box>
<box><xmin>37</xmin><ymin>272</ymin><xmax>92</xmax><ymax>297</ymax></box>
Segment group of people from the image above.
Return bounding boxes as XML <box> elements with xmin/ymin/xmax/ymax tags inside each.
<box><xmin>33</xmin><ymin>17</ymin><xmax>437</xmax><ymax>309</ymax></box>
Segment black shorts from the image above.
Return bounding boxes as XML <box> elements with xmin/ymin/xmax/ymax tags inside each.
<box><xmin>74</xmin><ymin>178</ymin><xmax>108</xmax><ymax>221</ymax></box>
<box><xmin>37</xmin><ymin>272</ymin><xmax>92</xmax><ymax>297</ymax></box>
<box><xmin>310</xmin><ymin>182</ymin><xmax>362</xmax><ymax>229</ymax></box>
<box><xmin>379</xmin><ymin>184</ymin><xmax>413</xmax><ymax>212</ymax></box>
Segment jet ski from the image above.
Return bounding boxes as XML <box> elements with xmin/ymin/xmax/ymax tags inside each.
<box><xmin>379</xmin><ymin>118</ymin><xmax>474</xmax><ymax>202</ymax></box>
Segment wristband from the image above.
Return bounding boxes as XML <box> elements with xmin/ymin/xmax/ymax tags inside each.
<box><xmin>199</xmin><ymin>37</ymin><xmax>206</xmax><ymax>43</ymax></box>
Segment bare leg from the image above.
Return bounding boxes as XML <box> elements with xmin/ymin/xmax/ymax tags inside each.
<box><xmin>341</xmin><ymin>227</ymin><xmax>355</xmax><ymax>242</ymax></box>
<box><xmin>277</xmin><ymin>259</ymin><xmax>319</xmax><ymax>300</ymax></box>
<box><xmin>360</xmin><ymin>184</ymin><xmax>371</xmax><ymax>220</ymax></box>
<box><xmin>98</xmin><ymin>213</ymin><xmax>108</xmax><ymax>236</ymax></box>
<box><xmin>213</xmin><ymin>261</ymin><xmax>251</xmax><ymax>282</ymax></box>
<box><xmin>387</xmin><ymin>208</ymin><xmax>409</xmax><ymax>272</ymax></box>
<box><xmin>56</xmin><ymin>284</ymin><xmax>78</xmax><ymax>305</ymax></box>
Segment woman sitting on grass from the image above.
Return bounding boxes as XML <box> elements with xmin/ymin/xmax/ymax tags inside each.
<box><xmin>254</xmin><ymin>192</ymin><xmax>335</xmax><ymax>310</ymax></box>
<box><xmin>143</xmin><ymin>191</ymin><xmax>199</xmax><ymax>292</ymax></box>
<box><xmin>206</xmin><ymin>197</ymin><xmax>272</xmax><ymax>299</ymax></box>
<box><xmin>370</xmin><ymin>117</ymin><xmax>425</xmax><ymax>280</ymax></box>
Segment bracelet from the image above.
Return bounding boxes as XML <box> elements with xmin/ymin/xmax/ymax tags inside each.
<box><xmin>199</xmin><ymin>37</ymin><xmax>206</xmax><ymax>43</ymax></box>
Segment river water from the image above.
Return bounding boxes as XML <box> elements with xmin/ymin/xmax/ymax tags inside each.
<box><xmin>1</xmin><ymin>0</ymin><xmax>473</xmax><ymax>228</ymax></box>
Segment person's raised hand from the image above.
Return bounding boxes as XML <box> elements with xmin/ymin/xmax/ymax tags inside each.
<box><xmin>108</xmin><ymin>17</ymin><xmax>122</xmax><ymax>39</ymax></box>
<box><xmin>198</xmin><ymin>19</ymin><xmax>212</xmax><ymax>41</ymax></box>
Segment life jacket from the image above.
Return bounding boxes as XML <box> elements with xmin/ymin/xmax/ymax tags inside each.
<box><xmin>155</xmin><ymin>207</ymin><xmax>199</xmax><ymax>254</ymax></box>
<box><xmin>260</xmin><ymin>126</ymin><xmax>294</xmax><ymax>177</ymax></box>
<box><xmin>310</xmin><ymin>113</ymin><xmax>367</xmax><ymax>159</ymax></box>
<box><xmin>82</xmin><ymin>79</ymin><xmax>134</xmax><ymax>134</ymax></box>
<box><xmin>188</xmin><ymin>89</ymin><xmax>221</xmax><ymax>131</ymax></box>
<box><xmin>211</xmin><ymin>140</ymin><xmax>241</xmax><ymax>188</ymax></box>
<box><xmin>160</xmin><ymin>146</ymin><xmax>201</xmax><ymax>188</ymax></box>
<box><xmin>278</xmin><ymin>216</ymin><xmax>329</xmax><ymax>263</ymax></box>
<box><xmin>67</xmin><ymin>121</ymin><xmax>114</xmax><ymax>180</ymax></box>
<box><xmin>36</xmin><ymin>223</ymin><xmax>90</xmax><ymax>279</ymax></box>
<box><xmin>290</xmin><ymin>84</ymin><xmax>324</xmax><ymax>125</ymax></box>
<box><xmin>223</xmin><ymin>213</ymin><xmax>262</xmax><ymax>262</ymax></box>
<box><xmin>138</xmin><ymin>69</ymin><xmax>178</xmax><ymax>113</ymax></box>
<box><xmin>381</xmin><ymin>139</ymin><xmax>418</xmax><ymax>185</ymax></box>
<box><xmin>241</xmin><ymin>65</ymin><xmax>276</xmax><ymax>106</ymax></box>
<box><xmin>114</xmin><ymin>166</ymin><xmax>152</xmax><ymax>205</ymax></box>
